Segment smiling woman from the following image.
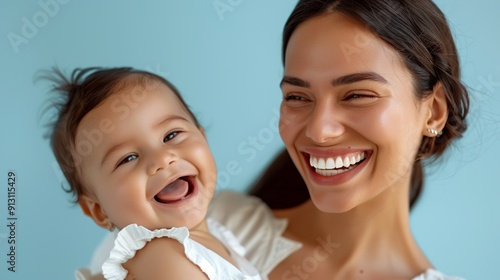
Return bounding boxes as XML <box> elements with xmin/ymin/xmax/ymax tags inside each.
<box><xmin>279</xmin><ymin>0</ymin><xmax>469</xmax><ymax>277</ymax></box>
<box><xmin>279</xmin><ymin>11</ymin><xmax>454</xmax><ymax>213</ymax></box>
<box><xmin>208</xmin><ymin>0</ymin><xmax>470</xmax><ymax>279</ymax></box>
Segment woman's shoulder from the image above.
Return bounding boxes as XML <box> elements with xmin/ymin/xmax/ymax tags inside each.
<box><xmin>413</xmin><ymin>268</ymin><xmax>465</xmax><ymax>280</ymax></box>
<box><xmin>209</xmin><ymin>190</ymin><xmax>265</xmax><ymax>219</ymax></box>
<box><xmin>208</xmin><ymin>191</ymin><xmax>275</xmax><ymax>247</ymax></box>
<box><xmin>208</xmin><ymin>190</ymin><xmax>284</xmax><ymax>245</ymax></box>
<box><xmin>208</xmin><ymin>191</ymin><xmax>302</xmax><ymax>277</ymax></box>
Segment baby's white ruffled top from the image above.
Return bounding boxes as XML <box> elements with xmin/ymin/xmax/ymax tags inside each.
<box><xmin>102</xmin><ymin>219</ymin><xmax>261</xmax><ymax>280</ymax></box>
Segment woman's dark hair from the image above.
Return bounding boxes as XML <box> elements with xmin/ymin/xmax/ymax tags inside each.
<box><xmin>252</xmin><ymin>0</ymin><xmax>469</xmax><ymax>209</ymax></box>
<box><xmin>45</xmin><ymin>67</ymin><xmax>199</xmax><ymax>203</ymax></box>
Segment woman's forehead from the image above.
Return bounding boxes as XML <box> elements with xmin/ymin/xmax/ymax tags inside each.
<box><xmin>284</xmin><ymin>13</ymin><xmax>406</xmax><ymax>84</ymax></box>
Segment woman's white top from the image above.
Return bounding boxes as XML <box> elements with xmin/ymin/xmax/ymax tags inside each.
<box><xmin>207</xmin><ymin>191</ymin><xmax>465</xmax><ymax>280</ymax></box>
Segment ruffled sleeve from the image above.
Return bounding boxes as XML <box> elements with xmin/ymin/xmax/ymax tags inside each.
<box><xmin>101</xmin><ymin>224</ymin><xmax>190</xmax><ymax>280</ymax></box>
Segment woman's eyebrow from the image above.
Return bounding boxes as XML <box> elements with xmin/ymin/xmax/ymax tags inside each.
<box><xmin>331</xmin><ymin>72</ymin><xmax>389</xmax><ymax>86</ymax></box>
<box><xmin>280</xmin><ymin>71</ymin><xmax>388</xmax><ymax>88</ymax></box>
<box><xmin>280</xmin><ymin>76</ymin><xmax>310</xmax><ymax>88</ymax></box>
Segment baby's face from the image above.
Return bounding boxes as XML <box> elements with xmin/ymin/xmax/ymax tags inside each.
<box><xmin>74</xmin><ymin>81</ymin><xmax>217</xmax><ymax>230</ymax></box>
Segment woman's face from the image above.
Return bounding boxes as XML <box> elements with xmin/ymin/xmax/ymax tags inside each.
<box><xmin>279</xmin><ymin>13</ymin><xmax>431</xmax><ymax>213</ymax></box>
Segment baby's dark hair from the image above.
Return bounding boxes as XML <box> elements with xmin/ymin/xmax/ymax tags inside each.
<box><xmin>46</xmin><ymin>67</ymin><xmax>200</xmax><ymax>203</ymax></box>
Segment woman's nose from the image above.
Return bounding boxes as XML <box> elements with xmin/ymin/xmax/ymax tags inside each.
<box><xmin>305</xmin><ymin>102</ymin><xmax>345</xmax><ymax>143</ymax></box>
<box><xmin>146</xmin><ymin>149</ymin><xmax>176</xmax><ymax>175</ymax></box>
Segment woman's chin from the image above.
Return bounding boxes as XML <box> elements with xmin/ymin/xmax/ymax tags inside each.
<box><xmin>309</xmin><ymin>192</ymin><xmax>363</xmax><ymax>214</ymax></box>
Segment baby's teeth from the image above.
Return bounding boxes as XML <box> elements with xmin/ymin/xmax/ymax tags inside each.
<box><xmin>318</xmin><ymin>158</ymin><xmax>326</xmax><ymax>169</ymax></box>
<box><xmin>310</xmin><ymin>157</ymin><xmax>315</xmax><ymax>167</ymax></box>
<box><xmin>343</xmin><ymin>156</ymin><xmax>350</xmax><ymax>168</ymax></box>
<box><xmin>350</xmin><ymin>155</ymin><xmax>356</xmax><ymax>164</ymax></box>
<box><xmin>326</xmin><ymin>158</ymin><xmax>335</xmax><ymax>169</ymax></box>
<box><xmin>361</xmin><ymin>152</ymin><xmax>365</xmax><ymax>160</ymax></box>
<box><xmin>355</xmin><ymin>154</ymin><xmax>361</xmax><ymax>162</ymax></box>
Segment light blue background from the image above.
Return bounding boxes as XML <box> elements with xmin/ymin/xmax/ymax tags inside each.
<box><xmin>0</xmin><ymin>1</ymin><xmax>499</xmax><ymax>279</ymax></box>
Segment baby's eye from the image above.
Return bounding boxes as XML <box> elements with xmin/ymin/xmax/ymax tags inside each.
<box><xmin>164</xmin><ymin>131</ymin><xmax>180</xmax><ymax>142</ymax></box>
<box><xmin>117</xmin><ymin>154</ymin><xmax>138</xmax><ymax>167</ymax></box>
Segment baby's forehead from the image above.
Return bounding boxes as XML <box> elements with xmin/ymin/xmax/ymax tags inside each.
<box><xmin>113</xmin><ymin>74</ymin><xmax>164</xmax><ymax>92</ymax></box>
<box><xmin>74</xmin><ymin>82</ymin><xmax>190</xmax><ymax>152</ymax></box>
<box><xmin>77</xmin><ymin>82</ymin><xmax>182</xmax><ymax>132</ymax></box>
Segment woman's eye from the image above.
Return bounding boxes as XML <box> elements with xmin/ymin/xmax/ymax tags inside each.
<box><xmin>117</xmin><ymin>154</ymin><xmax>138</xmax><ymax>167</ymax></box>
<box><xmin>282</xmin><ymin>94</ymin><xmax>311</xmax><ymax>108</ymax></box>
<box><xmin>344</xmin><ymin>93</ymin><xmax>376</xmax><ymax>100</ymax></box>
<box><xmin>164</xmin><ymin>131</ymin><xmax>180</xmax><ymax>142</ymax></box>
<box><xmin>284</xmin><ymin>94</ymin><xmax>308</xmax><ymax>102</ymax></box>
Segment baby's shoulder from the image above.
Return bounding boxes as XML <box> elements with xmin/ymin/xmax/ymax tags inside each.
<box><xmin>103</xmin><ymin>224</ymin><xmax>206</xmax><ymax>280</ymax></box>
<box><xmin>125</xmin><ymin>236</ymin><xmax>207</xmax><ymax>280</ymax></box>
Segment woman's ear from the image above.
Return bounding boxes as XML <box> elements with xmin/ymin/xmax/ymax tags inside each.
<box><xmin>78</xmin><ymin>194</ymin><xmax>109</xmax><ymax>230</ymax></box>
<box><xmin>423</xmin><ymin>82</ymin><xmax>448</xmax><ymax>136</ymax></box>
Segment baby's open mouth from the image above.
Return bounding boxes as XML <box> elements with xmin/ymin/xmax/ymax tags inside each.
<box><xmin>154</xmin><ymin>176</ymin><xmax>194</xmax><ymax>204</ymax></box>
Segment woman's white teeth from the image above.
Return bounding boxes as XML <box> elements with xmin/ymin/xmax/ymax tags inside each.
<box><xmin>343</xmin><ymin>157</ymin><xmax>350</xmax><ymax>168</ymax></box>
<box><xmin>316</xmin><ymin>167</ymin><xmax>352</xmax><ymax>176</ymax></box>
<box><xmin>335</xmin><ymin>157</ymin><xmax>343</xmax><ymax>168</ymax></box>
<box><xmin>309</xmin><ymin>152</ymin><xmax>366</xmax><ymax>173</ymax></box>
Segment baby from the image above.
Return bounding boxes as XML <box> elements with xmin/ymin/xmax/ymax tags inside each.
<box><xmin>47</xmin><ymin>67</ymin><xmax>261</xmax><ymax>280</ymax></box>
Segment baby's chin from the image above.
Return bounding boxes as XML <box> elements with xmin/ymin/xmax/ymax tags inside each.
<box><xmin>126</xmin><ymin>211</ymin><xmax>209</xmax><ymax>232</ymax></box>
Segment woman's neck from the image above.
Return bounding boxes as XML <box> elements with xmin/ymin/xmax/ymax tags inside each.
<box><xmin>273</xmin><ymin>183</ymin><xmax>431</xmax><ymax>278</ymax></box>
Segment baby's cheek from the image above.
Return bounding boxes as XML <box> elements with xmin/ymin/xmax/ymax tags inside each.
<box><xmin>191</xmin><ymin>143</ymin><xmax>217</xmax><ymax>181</ymax></box>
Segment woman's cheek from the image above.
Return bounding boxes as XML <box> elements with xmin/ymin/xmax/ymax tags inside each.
<box><xmin>279</xmin><ymin>104</ymin><xmax>302</xmax><ymax>144</ymax></box>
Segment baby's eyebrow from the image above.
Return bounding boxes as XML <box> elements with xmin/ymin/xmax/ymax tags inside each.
<box><xmin>101</xmin><ymin>141</ymin><xmax>128</xmax><ymax>167</ymax></box>
<box><xmin>154</xmin><ymin>115</ymin><xmax>191</xmax><ymax>128</ymax></box>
